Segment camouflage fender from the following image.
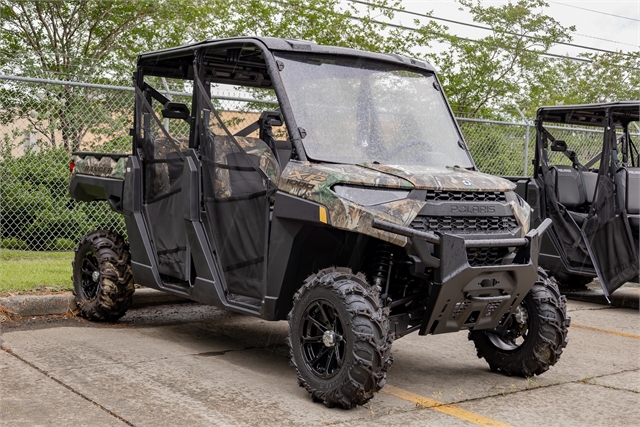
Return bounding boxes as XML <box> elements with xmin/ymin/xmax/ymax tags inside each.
<box><xmin>72</xmin><ymin>155</ymin><xmax>127</xmax><ymax>180</ymax></box>
<box><xmin>279</xmin><ymin>161</ymin><xmax>423</xmax><ymax>246</ymax></box>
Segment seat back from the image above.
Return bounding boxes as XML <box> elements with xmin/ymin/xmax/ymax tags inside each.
<box><xmin>152</xmin><ymin>137</ymin><xmax>189</xmax><ymax>193</ymax></box>
<box><xmin>551</xmin><ymin>165</ymin><xmax>586</xmax><ymax>209</ymax></box>
<box><xmin>212</xmin><ymin>136</ymin><xmax>280</xmax><ymax>197</ymax></box>
<box><xmin>274</xmin><ymin>140</ymin><xmax>292</xmax><ymax>170</ymax></box>
<box><xmin>618</xmin><ymin>168</ymin><xmax>640</xmax><ymax>214</ymax></box>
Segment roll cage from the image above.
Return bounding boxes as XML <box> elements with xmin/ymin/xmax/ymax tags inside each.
<box><xmin>131</xmin><ymin>36</ymin><xmax>469</xmax><ymax>169</ymax></box>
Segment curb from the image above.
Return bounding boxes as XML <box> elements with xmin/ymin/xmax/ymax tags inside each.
<box><xmin>0</xmin><ymin>288</ymin><xmax>190</xmax><ymax>318</ymax></box>
<box><xmin>1</xmin><ymin>285</ymin><xmax>637</xmax><ymax>318</ymax></box>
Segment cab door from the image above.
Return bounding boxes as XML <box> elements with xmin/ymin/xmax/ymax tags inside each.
<box><xmin>581</xmin><ymin>113</ymin><xmax>638</xmax><ymax>297</ymax></box>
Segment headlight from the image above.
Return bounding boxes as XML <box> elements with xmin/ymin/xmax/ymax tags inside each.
<box><xmin>333</xmin><ymin>185</ymin><xmax>410</xmax><ymax>206</ymax></box>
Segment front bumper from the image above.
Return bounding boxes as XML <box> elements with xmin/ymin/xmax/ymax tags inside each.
<box><xmin>373</xmin><ymin>218</ymin><xmax>552</xmax><ymax>335</ymax></box>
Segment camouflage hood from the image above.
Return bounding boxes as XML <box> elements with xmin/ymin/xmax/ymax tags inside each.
<box><xmin>357</xmin><ymin>163</ymin><xmax>516</xmax><ymax>192</ymax></box>
<box><xmin>279</xmin><ymin>161</ymin><xmax>518</xmax><ymax>246</ymax></box>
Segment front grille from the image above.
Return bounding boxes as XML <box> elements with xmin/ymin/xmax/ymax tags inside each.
<box><xmin>414</xmin><ymin>190</ymin><xmax>518</xmax><ymax>267</ymax></box>
<box><xmin>466</xmin><ymin>247</ymin><xmax>509</xmax><ymax>267</ymax></box>
<box><xmin>411</xmin><ymin>216</ymin><xmax>518</xmax><ymax>234</ymax></box>
<box><xmin>425</xmin><ymin>190</ymin><xmax>506</xmax><ymax>202</ymax></box>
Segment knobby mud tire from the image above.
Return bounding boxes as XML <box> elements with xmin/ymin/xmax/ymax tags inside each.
<box><xmin>288</xmin><ymin>267</ymin><xmax>393</xmax><ymax>409</ymax></box>
<box><xmin>469</xmin><ymin>268</ymin><xmax>570</xmax><ymax>377</ymax></box>
<box><xmin>72</xmin><ymin>230</ymin><xmax>135</xmax><ymax>322</ymax></box>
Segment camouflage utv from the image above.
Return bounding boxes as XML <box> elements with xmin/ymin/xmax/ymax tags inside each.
<box><xmin>69</xmin><ymin>37</ymin><xmax>569</xmax><ymax>409</ymax></box>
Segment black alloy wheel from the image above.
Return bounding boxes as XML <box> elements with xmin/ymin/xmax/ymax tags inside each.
<box><xmin>300</xmin><ymin>299</ymin><xmax>346</xmax><ymax>379</ymax></box>
<box><xmin>80</xmin><ymin>251</ymin><xmax>100</xmax><ymax>300</ymax></box>
<box><xmin>288</xmin><ymin>267</ymin><xmax>393</xmax><ymax>409</ymax></box>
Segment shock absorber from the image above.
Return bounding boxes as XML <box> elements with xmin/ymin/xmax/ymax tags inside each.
<box><xmin>371</xmin><ymin>243</ymin><xmax>394</xmax><ymax>296</ymax></box>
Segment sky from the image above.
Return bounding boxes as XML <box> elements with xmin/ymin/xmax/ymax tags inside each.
<box><xmin>386</xmin><ymin>0</ymin><xmax>640</xmax><ymax>58</ymax></box>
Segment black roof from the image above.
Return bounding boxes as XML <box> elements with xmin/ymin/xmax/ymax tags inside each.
<box><xmin>537</xmin><ymin>101</ymin><xmax>640</xmax><ymax>127</ymax></box>
<box><xmin>137</xmin><ymin>36</ymin><xmax>435</xmax><ymax>72</ymax></box>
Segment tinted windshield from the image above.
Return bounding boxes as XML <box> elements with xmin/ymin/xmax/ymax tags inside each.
<box><xmin>276</xmin><ymin>53</ymin><xmax>473</xmax><ymax>167</ymax></box>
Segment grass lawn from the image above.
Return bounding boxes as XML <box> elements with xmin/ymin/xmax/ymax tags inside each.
<box><xmin>0</xmin><ymin>250</ymin><xmax>74</xmax><ymax>295</ymax></box>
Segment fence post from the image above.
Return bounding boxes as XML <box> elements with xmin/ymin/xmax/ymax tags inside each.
<box><xmin>515</xmin><ymin>106</ymin><xmax>530</xmax><ymax>176</ymax></box>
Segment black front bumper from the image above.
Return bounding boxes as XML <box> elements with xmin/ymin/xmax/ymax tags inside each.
<box><xmin>373</xmin><ymin>218</ymin><xmax>551</xmax><ymax>335</ymax></box>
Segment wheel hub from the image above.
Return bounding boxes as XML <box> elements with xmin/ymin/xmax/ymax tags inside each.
<box><xmin>487</xmin><ymin>301</ymin><xmax>530</xmax><ymax>351</ymax></box>
<box><xmin>514</xmin><ymin>305</ymin><xmax>528</xmax><ymax>325</ymax></box>
<box><xmin>322</xmin><ymin>330</ymin><xmax>342</xmax><ymax>347</ymax></box>
<box><xmin>92</xmin><ymin>271</ymin><xmax>100</xmax><ymax>282</ymax></box>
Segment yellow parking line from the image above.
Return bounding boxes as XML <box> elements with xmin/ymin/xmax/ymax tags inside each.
<box><xmin>382</xmin><ymin>384</ymin><xmax>512</xmax><ymax>427</ymax></box>
<box><xmin>571</xmin><ymin>323</ymin><xmax>640</xmax><ymax>340</ymax></box>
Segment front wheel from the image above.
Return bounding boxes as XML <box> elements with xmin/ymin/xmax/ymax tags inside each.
<box><xmin>469</xmin><ymin>268</ymin><xmax>570</xmax><ymax>376</ymax></box>
<box><xmin>288</xmin><ymin>268</ymin><xmax>393</xmax><ymax>409</ymax></box>
<box><xmin>72</xmin><ymin>230</ymin><xmax>135</xmax><ymax>321</ymax></box>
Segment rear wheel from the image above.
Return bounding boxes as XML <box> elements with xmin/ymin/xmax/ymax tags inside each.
<box><xmin>469</xmin><ymin>268</ymin><xmax>570</xmax><ymax>376</ymax></box>
<box><xmin>72</xmin><ymin>230</ymin><xmax>135</xmax><ymax>321</ymax></box>
<box><xmin>288</xmin><ymin>267</ymin><xmax>393</xmax><ymax>409</ymax></box>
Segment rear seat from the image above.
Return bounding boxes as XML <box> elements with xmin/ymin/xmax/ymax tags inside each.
<box><xmin>551</xmin><ymin>165</ymin><xmax>589</xmax><ymax>225</ymax></box>
<box><xmin>618</xmin><ymin>168</ymin><xmax>640</xmax><ymax>231</ymax></box>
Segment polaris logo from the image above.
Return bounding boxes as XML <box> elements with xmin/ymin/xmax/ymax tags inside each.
<box><xmin>451</xmin><ymin>205</ymin><xmax>496</xmax><ymax>214</ymax></box>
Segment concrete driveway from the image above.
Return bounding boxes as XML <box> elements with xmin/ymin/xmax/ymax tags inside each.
<box><xmin>1</xmin><ymin>298</ymin><xmax>638</xmax><ymax>427</ymax></box>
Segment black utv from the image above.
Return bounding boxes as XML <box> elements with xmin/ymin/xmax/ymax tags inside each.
<box><xmin>508</xmin><ymin>102</ymin><xmax>639</xmax><ymax>297</ymax></box>
<box><xmin>69</xmin><ymin>37</ymin><xmax>568</xmax><ymax>408</ymax></box>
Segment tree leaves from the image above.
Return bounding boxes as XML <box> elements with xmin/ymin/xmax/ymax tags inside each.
<box><xmin>0</xmin><ymin>0</ymin><xmax>415</xmax><ymax>82</ymax></box>
<box><xmin>0</xmin><ymin>0</ymin><xmax>637</xmax><ymax>118</ymax></box>
<box><xmin>420</xmin><ymin>0</ymin><xmax>574</xmax><ymax>118</ymax></box>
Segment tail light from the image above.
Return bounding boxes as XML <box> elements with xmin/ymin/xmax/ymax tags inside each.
<box><xmin>69</xmin><ymin>160</ymin><xmax>75</xmax><ymax>173</ymax></box>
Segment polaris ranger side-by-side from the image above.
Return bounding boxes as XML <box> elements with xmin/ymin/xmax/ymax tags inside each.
<box><xmin>506</xmin><ymin>102</ymin><xmax>639</xmax><ymax>297</ymax></box>
<box><xmin>69</xmin><ymin>37</ymin><xmax>568</xmax><ymax>409</ymax></box>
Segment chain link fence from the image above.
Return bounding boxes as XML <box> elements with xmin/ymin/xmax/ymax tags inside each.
<box><xmin>1</xmin><ymin>75</ymin><xmax>637</xmax><ymax>251</ymax></box>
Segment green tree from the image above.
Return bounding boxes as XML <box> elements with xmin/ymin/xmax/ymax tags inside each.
<box><xmin>0</xmin><ymin>0</ymin><xmax>224</xmax><ymax>81</ymax></box>
<box><xmin>526</xmin><ymin>52</ymin><xmax>640</xmax><ymax>111</ymax></box>
<box><xmin>0</xmin><ymin>0</ymin><xmax>202</xmax><ymax>150</ymax></box>
<box><xmin>217</xmin><ymin>0</ymin><xmax>421</xmax><ymax>55</ymax></box>
<box><xmin>0</xmin><ymin>0</ymin><xmax>419</xmax><ymax>82</ymax></box>
<box><xmin>419</xmin><ymin>0</ymin><xmax>573</xmax><ymax>118</ymax></box>
<box><xmin>0</xmin><ymin>0</ymin><xmax>421</xmax><ymax>151</ymax></box>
